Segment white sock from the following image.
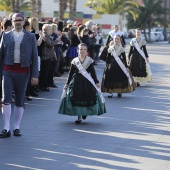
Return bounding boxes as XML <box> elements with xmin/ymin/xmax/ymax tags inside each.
<box><xmin>1</xmin><ymin>104</ymin><xmax>11</xmax><ymax>131</ymax></box>
<box><xmin>14</xmin><ymin>106</ymin><xmax>24</xmax><ymax>130</ymax></box>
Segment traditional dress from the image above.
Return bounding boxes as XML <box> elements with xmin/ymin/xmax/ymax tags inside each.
<box><xmin>101</xmin><ymin>45</ymin><xmax>135</xmax><ymax>93</ymax></box>
<box><xmin>106</xmin><ymin>30</ymin><xmax>126</xmax><ymax>46</ymax></box>
<box><xmin>128</xmin><ymin>38</ymin><xmax>152</xmax><ymax>83</ymax></box>
<box><xmin>58</xmin><ymin>56</ymin><xmax>106</xmax><ymax>116</ymax></box>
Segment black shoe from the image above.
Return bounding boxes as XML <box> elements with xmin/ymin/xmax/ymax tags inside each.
<box><xmin>137</xmin><ymin>82</ymin><xmax>140</xmax><ymax>87</ymax></box>
<box><xmin>25</xmin><ymin>96</ymin><xmax>32</xmax><ymax>101</ymax></box>
<box><xmin>0</xmin><ymin>129</ymin><xmax>11</xmax><ymax>138</ymax></box>
<box><xmin>55</xmin><ymin>73</ymin><xmax>61</xmax><ymax>77</ymax></box>
<box><xmin>108</xmin><ymin>94</ymin><xmax>113</xmax><ymax>98</ymax></box>
<box><xmin>118</xmin><ymin>93</ymin><xmax>122</xmax><ymax>97</ymax></box>
<box><xmin>65</xmin><ymin>69</ymin><xmax>69</xmax><ymax>72</ymax></box>
<box><xmin>30</xmin><ymin>91</ymin><xmax>38</xmax><ymax>97</ymax></box>
<box><xmin>82</xmin><ymin>116</ymin><xmax>87</xmax><ymax>120</ymax></box>
<box><xmin>49</xmin><ymin>84</ymin><xmax>58</xmax><ymax>88</ymax></box>
<box><xmin>13</xmin><ymin>129</ymin><xmax>22</xmax><ymax>137</ymax></box>
<box><xmin>75</xmin><ymin>120</ymin><xmax>82</xmax><ymax>124</ymax></box>
<box><xmin>41</xmin><ymin>87</ymin><xmax>50</xmax><ymax>91</ymax></box>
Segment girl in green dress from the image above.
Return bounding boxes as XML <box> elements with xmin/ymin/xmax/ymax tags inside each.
<box><xmin>58</xmin><ymin>43</ymin><xmax>106</xmax><ymax>124</ymax></box>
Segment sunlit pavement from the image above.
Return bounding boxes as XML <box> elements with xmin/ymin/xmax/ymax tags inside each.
<box><xmin>0</xmin><ymin>43</ymin><xmax>170</xmax><ymax>170</ymax></box>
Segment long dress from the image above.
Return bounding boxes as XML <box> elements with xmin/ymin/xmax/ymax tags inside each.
<box><xmin>58</xmin><ymin>57</ymin><xmax>106</xmax><ymax>116</ymax></box>
<box><xmin>128</xmin><ymin>38</ymin><xmax>152</xmax><ymax>82</ymax></box>
<box><xmin>101</xmin><ymin>45</ymin><xmax>135</xmax><ymax>93</ymax></box>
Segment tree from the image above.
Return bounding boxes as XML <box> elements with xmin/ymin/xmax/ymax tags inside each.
<box><xmin>14</xmin><ymin>0</ymin><xmax>20</xmax><ymax>12</ymax></box>
<box><xmin>85</xmin><ymin>0</ymin><xmax>138</xmax><ymax>20</ymax></box>
<box><xmin>37</xmin><ymin>0</ymin><xmax>42</xmax><ymax>19</ymax></box>
<box><xmin>0</xmin><ymin>0</ymin><xmax>11</xmax><ymax>11</ymax></box>
<box><xmin>59</xmin><ymin>0</ymin><xmax>68</xmax><ymax>20</ymax></box>
<box><xmin>68</xmin><ymin>0</ymin><xmax>77</xmax><ymax>20</ymax></box>
<box><xmin>127</xmin><ymin>0</ymin><xmax>170</xmax><ymax>42</ymax></box>
<box><xmin>10</xmin><ymin>0</ymin><xmax>15</xmax><ymax>12</ymax></box>
<box><xmin>0</xmin><ymin>0</ymin><xmax>30</xmax><ymax>13</ymax></box>
<box><xmin>29</xmin><ymin>0</ymin><xmax>42</xmax><ymax>18</ymax></box>
<box><xmin>30</xmin><ymin>0</ymin><xmax>36</xmax><ymax>17</ymax></box>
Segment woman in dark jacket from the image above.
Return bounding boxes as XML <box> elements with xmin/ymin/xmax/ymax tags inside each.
<box><xmin>39</xmin><ymin>24</ymin><xmax>58</xmax><ymax>91</ymax></box>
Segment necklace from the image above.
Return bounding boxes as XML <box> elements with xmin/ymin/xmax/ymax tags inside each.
<box><xmin>114</xmin><ymin>45</ymin><xmax>119</xmax><ymax>50</ymax></box>
<box><xmin>136</xmin><ymin>38</ymin><xmax>141</xmax><ymax>43</ymax></box>
<box><xmin>79</xmin><ymin>56</ymin><xmax>86</xmax><ymax>64</ymax></box>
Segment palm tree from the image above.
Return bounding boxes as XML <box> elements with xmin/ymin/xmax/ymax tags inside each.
<box><xmin>30</xmin><ymin>0</ymin><xmax>36</xmax><ymax>17</ymax></box>
<box><xmin>10</xmin><ymin>0</ymin><xmax>15</xmax><ymax>12</ymax></box>
<box><xmin>85</xmin><ymin>0</ymin><xmax>138</xmax><ymax>19</ymax></box>
<box><xmin>14</xmin><ymin>0</ymin><xmax>20</xmax><ymax>12</ymax></box>
<box><xmin>0</xmin><ymin>0</ymin><xmax>11</xmax><ymax>11</ymax></box>
<box><xmin>20</xmin><ymin>0</ymin><xmax>31</xmax><ymax>12</ymax></box>
<box><xmin>0</xmin><ymin>0</ymin><xmax>30</xmax><ymax>13</ymax></box>
<box><xmin>37</xmin><ymin>0</ymin><xmax>42</xmax><ymax>19</ymax></box>
<box><xmin>127</xmin><ymin>0</ymin><xmax>170</xmax><ymax>42</ymax></box>
<box><xmin>59</xmin><ymin>0</ymin><xmax>68</xmax><ymax>20</ymax></box>
<box><xmin>68</xmin><ymin>0</ymin><xmax>77</xmax><ymax>20</ymax></box>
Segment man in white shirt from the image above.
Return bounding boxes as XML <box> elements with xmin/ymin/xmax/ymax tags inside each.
<box><xmin>106</xmin><ymin>25</ymin><xmax>126</xmax><ymax>47</ymax></box>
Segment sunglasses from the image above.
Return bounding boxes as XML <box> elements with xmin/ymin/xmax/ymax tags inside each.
<box><xmin>13</xmin><ymin>19</ymin><xmax>24</xmax><ymax>22</ymax></box>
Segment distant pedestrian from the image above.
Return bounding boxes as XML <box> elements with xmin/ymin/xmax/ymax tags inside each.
<box><xmin>101</xmin><ymin>35</ymin><xmax>135</xmax><ymax>98</ymax></box>
<box><xmin>100</xmin><ymin>25</ymin><xmax>126</xmax><ymax>62</ymax></box>
<box><xmin>106</xmin><ymin>25</ymin><xmax>126</xmax><ymax>47</ymax></box>
<box><xmin>128</xmin><ymin>28</ymin><xmax>152</xmax><ymax>86</ymax></box>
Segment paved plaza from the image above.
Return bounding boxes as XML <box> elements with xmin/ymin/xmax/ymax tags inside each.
<box><xmin>0</xmin><ymin>42</ymin><xmax>170</xmax><ymax>170</ymax></box>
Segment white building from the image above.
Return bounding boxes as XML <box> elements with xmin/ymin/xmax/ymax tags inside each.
<box><xmin>41</xmin><ymin>0</ymin><xmax>121</xmax><ymax>37</ymax></box>
<box><xmin>42</xmin><ymin>0</ymin><xmax>96</xmax><ymax>17</ymax></box>
<box><xmin>0</xmin><ymin>0</ymin><xmax>124</xmax><ymax>37</ymax></box>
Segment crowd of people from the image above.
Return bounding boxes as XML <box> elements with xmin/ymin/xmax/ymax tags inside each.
<box><xmin>0</xmin><ymin>13</ymin><xmax>152</xmax><ymax>138</ymax></box>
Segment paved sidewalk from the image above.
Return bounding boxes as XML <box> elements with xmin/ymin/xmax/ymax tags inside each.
<box><xmin>0</xmin><ymin>45</ymin><xmax>170</xmax><ymax>170</ymax></box>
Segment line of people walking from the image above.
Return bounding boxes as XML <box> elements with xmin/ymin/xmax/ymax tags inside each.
<box><xmin>0</xmin><ymin>13</ymin><xmax>152</xmax><ymax>138</ymax></box>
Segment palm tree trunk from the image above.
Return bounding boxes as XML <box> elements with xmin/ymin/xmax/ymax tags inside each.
<box><xmin>59</xmin><ymin>0</ymin><xmax>68</xmax><ymax>20</ymax></box>
<box><xmin>143</xmin><ymin>29</ymin><xmax>148</xmax><ymax>41</ymax></box>
<box><xmin>31</xmin><ymin>0</ymin><xmax>37</xmax><ymax>17</ymax></box>
<box><xmin>36</xmin><ymin>0</ymin><xmax>42</xmax><ymax>19</ymax></box>
<box><xmin>69</xmin><ymin>0</ymin><xmax>77</xmax><ymax>20</ymax></box>
<box><xmin>10</xmin><ymin>0</ymin><xmax>15</xmax><ymax>13</ymax></box>
<box><xmin>148</xmin><ymin>23</ymin><xmax>151</xmax><ymax>43</ymax></box>
<box><xmin>147</xmin><ymin>0</ymin><xmax>152</xmax><ymax>43</ymax></box>
<box><xmin>14</xmin><ymin>0</ymin><xmax>20</xmax><ymax>12</ymax></box>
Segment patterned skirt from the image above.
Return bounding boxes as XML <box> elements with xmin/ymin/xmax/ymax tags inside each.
<box><xmin>129</xmin><ymin>52</ymin><xmax>152</xmax><ymax>82</ymax></box>
<box><xmin>58</xmin><ymin>78</ymin><xmax>106</xmax><ymax>116</ymax></box>
<box><xmin>101</xmin><ymin>62</ymin><xmax>135</xmax><ymax>93</ymax></box>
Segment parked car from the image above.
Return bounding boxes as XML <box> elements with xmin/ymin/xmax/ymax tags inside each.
<box><xmin>152</xmin><ymin>27</ymin><xmax>167</xmax><ymax>40</ymax></box>
<box><xmin>153</xmin><ymin>32</ymin><xmax>164</xmax><ymax>41</ymax></box>
<box><xmin>142</xmin><ymin>32</ymin><xmax>156</xmax><ymax>42</ymax></box>
<box><xmin>128</xmin><ymin>29</ymin><xmax>135</xmax><ymax>38</ymax></box>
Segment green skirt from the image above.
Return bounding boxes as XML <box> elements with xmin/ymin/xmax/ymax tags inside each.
<box><xmin>58</xmin><ymin>86</ymin><xmax>106</xmax><ymax>116</ymax></box>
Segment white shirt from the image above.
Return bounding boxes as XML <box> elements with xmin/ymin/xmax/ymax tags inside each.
<box><xmin>13</xmin><ymin>29</ymin><xmax>24</xmax><ymax>63</ymax></box>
